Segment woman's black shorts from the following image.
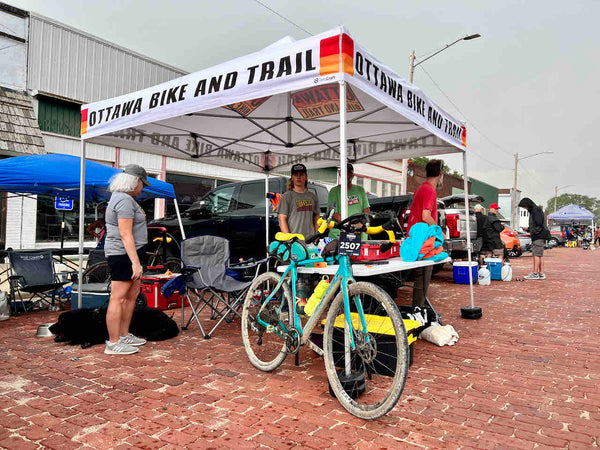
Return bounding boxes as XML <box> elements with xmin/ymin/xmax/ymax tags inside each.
<box><xmin>107</xmin><ymin>246</ymin><xmax>147</xmax><ymax>281</ymax></box>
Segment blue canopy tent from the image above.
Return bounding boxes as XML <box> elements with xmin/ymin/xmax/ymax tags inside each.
<box><xmin>548</xmin><ymin>204</ymin><xmax>596</xmax><ymax>225</ymax></box>
<box><xmin>0</xmin><ymin>153</ymin><xmax>175</xmax><ymax>201</ymax></box>
<box><xmin>0</xmin><ymin>153</ymin><xmax>185</xmax><ymax>308</ymax></box>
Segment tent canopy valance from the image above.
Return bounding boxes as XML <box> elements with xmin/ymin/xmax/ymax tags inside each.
<box><xmin>548</xmin><ymin>204</ymin><xmax>596</xmax><ymax>224</ymax></box>
<box><xmin>80</xmin><ymin>27</ymin><xmax>466</xmax><ymax>174</ymax></box>
<box><xmin>0</xmin><ymin>153</ymin><xmax>176</xmax><ymax>201</ymax></box>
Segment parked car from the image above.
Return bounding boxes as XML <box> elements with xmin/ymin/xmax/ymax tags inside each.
<box><xmin>548</xmin><ymin>225</ymin><xmax>566</xmax><ymax>246</ymax></box>
<box><xmin>501</xmin><ymin>226</ymin><xmax>521</xmax><ymax>257</ymax></box>
<box><xmin>147</xmin><ymin>177</ymin><xmax>329</xmax><ymax>262</ymax></box>
<box><xmin>518</xmin><ymin>232</ymin><xmax>532</xmax><ymax>253</ymax></box>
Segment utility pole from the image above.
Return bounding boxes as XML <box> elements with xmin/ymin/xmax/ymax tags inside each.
<box><xmin>400</xmin><ymin>35</ymin><xmax>481</xmax><ymax>195</ymax></box>
<box><xmin>512</xmin><ymin>153</ymin><xmax>519</xmax><ymax>230</ymax></box>
<box><xmin>512</xmin><ymin>151</ymin><xmax>554</xmax><ymax>230</ymax></box>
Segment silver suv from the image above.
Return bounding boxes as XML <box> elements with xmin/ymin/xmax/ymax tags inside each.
<box><xmin>439</xmin><ymin>194</ymin><xmax>483</xmax><ymax>259</ymax></box>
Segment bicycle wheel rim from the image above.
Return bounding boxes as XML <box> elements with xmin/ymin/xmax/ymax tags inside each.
<box><xmin>241</xmin><ymin>272</ymin><xmax>291</xmax><ymax>372</ymax></box>
<box><xmin>83</xmin><ymin>262</ymin><xmax>111</xmax><ymax>284</ymax></box>
<box><xmin>323</xmin><ymin>282</ymin><xmax>409</xmax><ymax>419</ymax></box>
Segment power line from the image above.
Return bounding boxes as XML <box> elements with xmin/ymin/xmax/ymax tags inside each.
<box><xmin>251</xmin><ymin>0</ymin><xmax>312</xmax><ymax>37</ymax></box>
<box><xmin>417</xmin><ymin>64</ymin><xmax>514</xmax><ymax>159</ymax></box>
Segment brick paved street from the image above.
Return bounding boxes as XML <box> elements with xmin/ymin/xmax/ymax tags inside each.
<box><xmin>1</xmin><ymin>247</ymin><xmax>598</xmax><ymax>449</ymax></box>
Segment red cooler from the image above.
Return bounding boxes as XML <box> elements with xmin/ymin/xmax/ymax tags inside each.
<box><xmin>141</xmin><ymin>274</ymin><xmax>187</xmax><ymax>310</ymax></box>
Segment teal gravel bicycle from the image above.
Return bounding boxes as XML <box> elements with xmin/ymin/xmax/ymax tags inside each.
<box><xmin>241</xmin><ymin>211</ymin><xmax>409</xmax><ymax>419</ymax></box>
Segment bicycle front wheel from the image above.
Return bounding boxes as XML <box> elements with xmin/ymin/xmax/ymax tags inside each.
<box><xmin>241</xmin><ymin>272</ymin><xmax>292</xmax><ymax>372</ymax></box>
<box><xmin>323</xmin><ymin>282</ymin><xmax>409</xmax><ymax>420</ymax></box>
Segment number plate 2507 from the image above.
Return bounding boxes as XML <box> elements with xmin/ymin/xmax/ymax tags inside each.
<box><xmin>338</xmin><ymin>232</ymin><xmax>362</xmax><ymax>256</ymax></box>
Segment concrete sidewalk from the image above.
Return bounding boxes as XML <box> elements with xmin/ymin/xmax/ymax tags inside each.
<box><xmin>0</xmin><ymin>247</ymin><xmax>598</xmax><ymax>449</ymax></box>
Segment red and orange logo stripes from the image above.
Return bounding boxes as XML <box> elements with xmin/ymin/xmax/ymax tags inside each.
<box><xmin>81</xmin><ymin>109</ymin><xmax>88</xmax><ymax>135</ymax></box>
<box><xmin>461</xmin><ymin>126</ymin><xmax>467</xmax><ymax>147</ymax></box>
<box><xmin>319</xmin><ymin>33</ymin><xmax>354</xmax><ymax>77</ymax></box>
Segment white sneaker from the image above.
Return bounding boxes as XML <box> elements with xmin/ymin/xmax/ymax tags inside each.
<box><xmin>524</xmin><ymin>272</ymin><xmax>540</xmax><ymax>280</ymax></box>
<box><xmin>104</xmin><ymin>341</ymin><xmax>139</xmax><ymax>355</ymax></box>
<box><xmin>119</xmin><ymin>333</ymin><xmax>147</xmax><ymax>346</ymax></box>
<box><xmin>537</xmin><ymin>273</ymin><xmax>546</xmax><ymax>280</ymax></box>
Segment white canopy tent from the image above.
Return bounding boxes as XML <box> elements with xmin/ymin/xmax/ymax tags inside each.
<box><xmin>79</xmin><ymin>26</ymin><xmax>477</xmax><ymax>312</ymax></box>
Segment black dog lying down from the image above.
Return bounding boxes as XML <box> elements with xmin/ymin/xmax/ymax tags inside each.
<box><xmin>50</xmin><ymin>306</ymin><xmax>179</xmax><ymax>349</ymax></box>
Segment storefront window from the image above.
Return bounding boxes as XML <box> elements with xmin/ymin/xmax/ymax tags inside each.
<box><xmin>35</xmin><ymin>195</ymin><xmax>96</xmax><ymax>243</ymax></box>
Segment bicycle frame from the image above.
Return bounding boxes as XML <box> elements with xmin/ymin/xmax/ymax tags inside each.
<box><xmin>255</xmin><ymin>252</ymin><xmax>369</xmax><ymax>351</ymax></box>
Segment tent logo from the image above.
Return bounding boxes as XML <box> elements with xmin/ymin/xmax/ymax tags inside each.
<box><xmin>320</xmin><ymin>33</ymin><xmax>354</xmax><ymax>77</ymax></box>
<box><xmin>81</xmin><ymin>109</ymin><xmax>88</xmax><ymax>135</ymax></box>
<box><xmin>461</xmin><ymin>126</ymin><xmax>467</xmax><ymax>147</ymax></box>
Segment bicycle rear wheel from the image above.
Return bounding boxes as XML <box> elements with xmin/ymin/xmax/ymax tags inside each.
<box><xmin>241</xmin><ymin>272</ymin><xmax>292</xmax><ymax>372</ymax></box>
<box><xmin>82</xmin><ymin>261</ymin><xmax>111</xmax><ymax>284</ymax></box>
<box><xmin>323</xmin><ymin>281</ymin><xmax>408</xmax><ymax>420</ymax></box>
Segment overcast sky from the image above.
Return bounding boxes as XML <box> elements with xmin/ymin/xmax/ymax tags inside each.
<box><xmin>8</xmin><ymin>0</ymin><xmax>599</xmax><ymax>206</ymax></box>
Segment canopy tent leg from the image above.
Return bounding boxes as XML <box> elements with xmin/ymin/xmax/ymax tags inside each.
<box><xmin>460</xmin><ymin>151</ymin><xmax>481</xmax><ymax>320</ymax></box>
<box><xmin>264</xmin><ymin>173</ymin><xmax>270</xmax><ymax>259</ymax></box>
<box><xmin>173</xmin><ymin>198</ymin><xmax>186</xmax><ymax>240</ymax></box>
<box><xmin>339</xmin><ymin>80</ymin><xmax>348</xmax><ymax>220</ymax></box>
<box><xmin>77</xmin><ymin>140</ymin><xmax>87</xmax><ymax>310</ymax></box>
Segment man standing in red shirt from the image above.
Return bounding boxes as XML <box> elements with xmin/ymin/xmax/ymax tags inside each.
<box><xmin>408</xmin><ymin>159</ymin><xmax>444</xmax><ymax>307</ymax></box>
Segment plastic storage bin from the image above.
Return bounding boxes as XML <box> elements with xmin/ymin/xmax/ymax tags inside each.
<box><xmin>484</xmin><ymin>257</ymin><xmax>502</xmax><ymax>280</ymax></box>
<box><xmin>71</xmin><ymin>283</ymin><xmax>110</xmax><ymax>309</ymax></box>
<box><xmin>453</xmin><ymin>261</ymin><xmax>478</xmax><ymax>284</ymax></box>
<box><xmin>351</xmin><ymin>241</ymin><xmax>400</xmax><ymax>262</ymax></box>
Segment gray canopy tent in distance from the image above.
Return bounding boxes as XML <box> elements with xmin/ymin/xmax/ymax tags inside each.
<box><xmin>79</xmin><ymin>26</ymin><xmax>479</xmax><ymax>316</ymax></box>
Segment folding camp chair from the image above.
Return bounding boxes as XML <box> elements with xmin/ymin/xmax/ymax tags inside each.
<box><xmin>180</xmin><ymin>235</ymin><xmax>266</xmax><ymax>339</ymax></box>
<box><xmin>8</xmin><ymin>251</ymin><xmax>72</xmax><ymax>314</ymax></box>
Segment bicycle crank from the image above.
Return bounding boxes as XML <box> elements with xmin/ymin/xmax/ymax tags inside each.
<box><xmin>285</xmin><ymin>327</ymin><xmax>301</xmax><ymax>355</ymax></box>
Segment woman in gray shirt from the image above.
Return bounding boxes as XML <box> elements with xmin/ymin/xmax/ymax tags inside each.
<box><xmin>104</xmin><ymin>165</ymin><xmax>150</xmax><ymax>355</ymax></box>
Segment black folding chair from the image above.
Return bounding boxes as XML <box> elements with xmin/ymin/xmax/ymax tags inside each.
<box><xmin>180</xmin><ymin>235</ymin><xmax>266</xmax><ymax>339</ymax></box>
<box><xmin>8</xmin><ymin>251</ymin><xmax>71</xmax><ymax>314</ymax></box>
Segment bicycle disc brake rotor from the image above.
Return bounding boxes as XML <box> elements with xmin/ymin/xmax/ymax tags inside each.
<box><xmin>355</xmin><ymin>332</ymin><xmax>377</xmax><ymax>364</ymax></box>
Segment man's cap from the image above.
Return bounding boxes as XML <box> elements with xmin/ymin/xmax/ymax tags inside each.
<box><xmin>291</xmin><ymin>163</ymin><xmax>307</xmax><ymax>174</ymax></box>
<box><xmin>489</xmin><ymin>203</ymin><xmax>500</xmax><ymax>209</ymax></box>
<box><xmin>123</xmin><ymin>164</ymin><xmax>151</xmax><ymax>187</ymax></box>
<box><xmin>474</xmin><ymin>204</ymin><xmax>484</xmax><ymax>211</ymax></box>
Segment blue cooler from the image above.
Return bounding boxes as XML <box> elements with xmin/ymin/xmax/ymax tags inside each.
<box><xmin>71</xmin><ymin>283</ymin><xmax>110</xmax><ymax>309</ymax></box>
<box><xmin>484</xmin><ymin>258</ymin><xmax>502</xmax><ymax>280</ymax></box>
<box><xmin>453</xmin><ymin>261</ymin><xmax>478</xmax><ymax>284</ymax></box>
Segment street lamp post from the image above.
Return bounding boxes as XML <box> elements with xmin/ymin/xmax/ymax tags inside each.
<box><xmin>554</xmin><ymin>184</ymin><xmax>575</xmax><ymax>212</ymax></box>
<box><xmin>511</xmin><ymin>151</ymin><xmax>553</xmax><ymax>230</ymax></box>
<box><xmin>400</xmin><ymin>34</ymin><xmax>481</xmax><ymax>194</ymax></box>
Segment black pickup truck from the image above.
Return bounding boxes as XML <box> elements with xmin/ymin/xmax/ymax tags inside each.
<box><xmin>147</xmin><ymin>177</ymin><xmax>329</xmax><ymax>262</ymax></box>
<box><xmin>369</xmin><ymin>193</ymin><xmax>483</xmax><ymax>260</ymax></box>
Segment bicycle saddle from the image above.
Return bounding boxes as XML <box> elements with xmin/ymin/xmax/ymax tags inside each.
<box><xmin>275</xmin><ymin>232</ymin><xmax>305</xmax><ymax>242</ymax></box>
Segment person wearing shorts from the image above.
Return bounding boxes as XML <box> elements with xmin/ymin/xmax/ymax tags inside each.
<box><xmin>103</xmin><ymin>165</ymin><xmax>151</xmax><ymax>355</ymax></box>
<box><xmin>519</xmin><ymin>197</ymin><xmax>550</xmax><ymax>280</ymax></box>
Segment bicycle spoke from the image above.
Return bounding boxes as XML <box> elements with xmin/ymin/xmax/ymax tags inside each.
<box><xmin>324</xmin><ymin>282</ymin><xmax>408</xmax><ymax>419</ymax></box>
<box><xmin>241</xmin><ymin>272</ymin><xmax>292</xmax><ymax>372</ymax></box>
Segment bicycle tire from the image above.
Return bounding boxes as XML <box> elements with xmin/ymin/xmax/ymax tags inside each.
<box><xmin>82</xmin><ymin>261</ymin><xmax>111</xmax><ymax>284</ymax></box>
<box><xmin>241</xmin><ymin>271</ymin><xmax>292</xmax><ymax>372</ymax></box>
<box><xmin>323</xmin><ymin>281</ymin><xmax>409</xmax><ymax>420</ymax></box>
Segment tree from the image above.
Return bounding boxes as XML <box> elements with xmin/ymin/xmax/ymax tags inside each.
<box><xmin>410</xmin><ymin>157</ymin><xmax>463</xmax><ymax>180</ymax></box>
<box><xmin>547</xmin><ymin>193</ymin><xmax>600</xmax><ymax>218</ymax></box>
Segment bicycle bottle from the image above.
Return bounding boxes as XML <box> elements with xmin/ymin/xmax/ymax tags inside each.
<box><xmin>304</xmin><ymin>276</ymin><xmax>330</xmax><ymax>316</ymax></box>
